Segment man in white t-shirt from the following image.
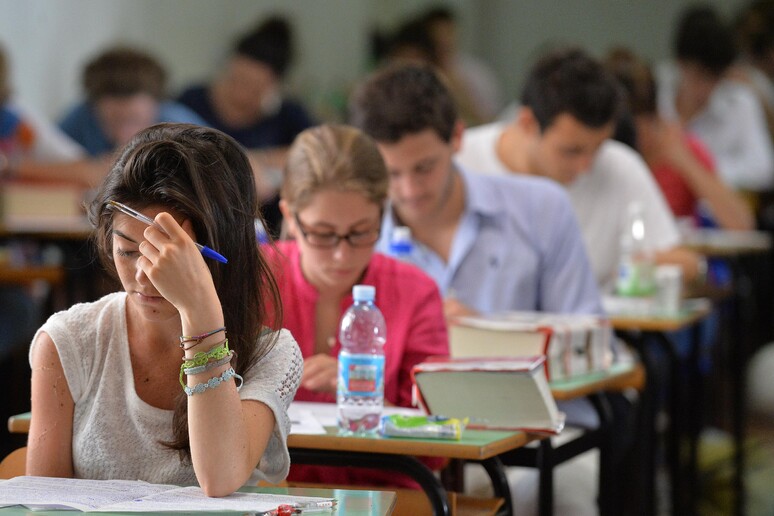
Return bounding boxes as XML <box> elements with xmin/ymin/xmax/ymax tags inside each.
<box><xmin>456</xmin><ymin>47</ymin><xmax>702</xmax><ymax>292</ymax></box>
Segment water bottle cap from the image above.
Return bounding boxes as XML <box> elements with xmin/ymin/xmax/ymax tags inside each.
<box><xmin>352</xmin><ymin>284</ymin><xmax>376</xmax><ymax>302</ymax></box>
<box><xmin>391</xmin><ymin>226</ymin><xmax>412</xmax><ymax>243</ymax></box>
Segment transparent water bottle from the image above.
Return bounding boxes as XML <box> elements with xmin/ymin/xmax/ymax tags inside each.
<box><xmin>337</xmin><ymin>285</ymin><xmax>386</xmax><ymax>435</ymax></box>
<box><xmin>388</xmin><ymin>226</ymin><xmax>413</xmax><ymax>260</ymax></box>
<box><xmin>616</xmin><ymin>201</ymin><xmax>656</xmax><ymax>297</ymax></box>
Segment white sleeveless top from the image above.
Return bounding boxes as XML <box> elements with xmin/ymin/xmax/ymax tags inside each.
<box><xmin>31</xmin><ymin>292</ymin><xmax>302</xmax><ymax>485</ymax></box>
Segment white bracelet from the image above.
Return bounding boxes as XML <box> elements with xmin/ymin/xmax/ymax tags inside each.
<box><xmin>184</xmin><ymin>367</ymin><xmax>243</xmax><ymax>396</ymax></box>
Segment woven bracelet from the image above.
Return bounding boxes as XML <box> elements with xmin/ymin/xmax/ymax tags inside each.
<box><xmin>183</xmin><ymin>350</ymin><xmax>235</xmax><ymax>376</ymax></box>
<box><xmin>183</xmin><ymin>367</ymin><xmax>243</xmax><ymax>396</ymax></box>
<box><xmin>179</xmin><ymin>326</ymin><xmax>226</xmax><ymax>348</ymax></box>
<box><xmin>179</xmin><ymin>339</ymin><xmax>230</xmax><ymax>388</ymax></box>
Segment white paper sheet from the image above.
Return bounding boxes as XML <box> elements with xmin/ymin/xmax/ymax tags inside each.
<box><xmin>289</xmin><ymin>401</ymin><xmax>425</xmax><ymax>433</ymax></box>
<box><xmin>0</xmin><ymin>476</ymin><xmax>333</xmax><ymax>513</ymax></box>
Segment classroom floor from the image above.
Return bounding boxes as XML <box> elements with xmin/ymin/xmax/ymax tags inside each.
<box><xmin>689</xmin><ymin>417</ymin><xmax>774</xmax><ymax>516</ymax></box>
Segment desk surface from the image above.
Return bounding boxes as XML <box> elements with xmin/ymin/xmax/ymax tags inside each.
<box><xmin>0</xmin><ymin>220</ymin><xmax>91</xmax><ymax>240</ymax></box>
<box><xmin>0</xmin><ymin>485</ymin><xmax>396</xmax><ymax>516</ymax></box>
<box><xmin>289</xmin><ymin>426</ymin><xmax>532</xmax><ymax>462</ymax></box>
<box><xmin>0</xmin><ymin>264</ymin><xmax>64</xmax><ymax>285</ymax></box>
<box><xmin>681</xmin><ymin>228</ymin><xmax>772</xmax><ymax>257</ymax></box>
<box><xmin>550</xmin><ymin>361</ymin><xmax>644</xmax><ymax>400</ymax></box>
<box><xmin>9</xmin><ymin>363</ymin><xmax>643</xmax><ymax>444</ymax></box>
<box><xmin>9</xmin><ymin>409</ymin><xmax>530</xmax><ymax>462</ymax></box>
<box><xmin>607</xmin><ymin>298</ymin><xmax>712</xmax><ymax>332</ymax></box>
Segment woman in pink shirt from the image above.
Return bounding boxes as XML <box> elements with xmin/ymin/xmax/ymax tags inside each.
<box><xmin>264</xmin><ymin>123</ymin><xmax>449</xmax><ymax>486</ymax></box>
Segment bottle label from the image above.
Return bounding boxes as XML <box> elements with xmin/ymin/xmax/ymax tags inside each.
<box><xmin>339</xmin><ymin>354</ymin><xmax>385</xmax><ymax>396</ymax></box>
<box><xmin>616</xmin><ymin>259</ymin><xmax>656</xmax><ymax>297</ymax></box>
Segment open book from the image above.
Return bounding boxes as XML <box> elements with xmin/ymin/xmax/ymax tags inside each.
<box><xmin>411</xmin><ymin>356</ymin><xmax>564</xmax><ymax>434</ymax></box>
<box><xmin>449</xmin><ymin>311</ymin><xmax>612</xmax><ymax>380</ymax></box>
<box><xmin>0</xmin><ymin>476</ymin><xmax>335</xmax><ymax>513</ymax></box>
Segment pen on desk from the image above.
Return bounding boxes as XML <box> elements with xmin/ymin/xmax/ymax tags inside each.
<box><xmin>269</xmin><ymin>500</ymin><xmax>337</xmax><ymax>515</ymax></box>
<box><xmin>107</xmin><ymin>200</ymin><xmax>228</xmax><ymax>264</ymax></box>
<box><xmin>293</xmin><ymin>500</ymin><xmax>336</xmax><ymax>510</ymax></box>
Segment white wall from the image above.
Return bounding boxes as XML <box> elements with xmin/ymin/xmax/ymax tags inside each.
<box><xmin>0</xmin><ymin>0</ymin><xmax>752</xmax><ymax>122</ymax></box>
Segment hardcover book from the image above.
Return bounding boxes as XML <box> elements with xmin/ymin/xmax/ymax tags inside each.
<box><xmin>411</xmin><ymin>356</ymin><xmax>564</xmax><ymax>434</ymax></box>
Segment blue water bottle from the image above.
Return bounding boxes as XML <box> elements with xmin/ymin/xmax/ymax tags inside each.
<box><xmin>337</xmin><ymin>285</ymin><xmax>386</xmax><ymax>435</ymax></box>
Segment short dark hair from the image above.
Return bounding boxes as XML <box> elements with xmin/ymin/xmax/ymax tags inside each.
<box><xmin>349</xmin><ymin>63</ymin><xmax>457</xmax><ymax>143</ymax></box>
<box><xmin>736</xmin><ymin>0</ymin><xmax>774</xmax><ymax>60</ymax></box>
<box><xmin>83</xmin><ymin>47</ymin><xmax>167</xmax><ymax>101</ymax></box>
<box><xmin>520</xmin><ymin>47</ymin><xmax>624</xmax><ymax>131</ymax></box>
<box><xmin>674</xmin><ymin>5</ymin><xmax>738</xmax><ymax>77</ymax></box>
<box><xmin>421</xmin><ymin>6</ymin><xmax>456</xmax><ymax>26</ymax></box>
<box><xmin>234</xmin><ymin>16</ymin><xmax>293</xmax><ymax>78</ymax></box>
<box><xmin>388</xmin><ymin>18</ymin><xmax>438</xmax><ymax>64</ymax></box>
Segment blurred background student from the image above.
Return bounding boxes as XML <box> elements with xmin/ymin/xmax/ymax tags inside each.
<box><xmin>607</xmin><ymin>47</ymin><xmax>754</xmax><ymax>231</ymax></box>
<box><xmin>178</xmin><ymin>15</ymin><xmax>315</xmax><ymax>238</ymax></box>
<box><xmin>656</xmin><ymin>4</ymin><xmax>774</xmax><ymax>193</ymax></box>
<box><xmin>264</xmin><ymin>123</ymin><xmax>448</xmax><ymax>489</ymax></box>
<box><xmin>59</xmin><ymin>46</ymin><xmax>204</xmax><ymax>158</ymax></box>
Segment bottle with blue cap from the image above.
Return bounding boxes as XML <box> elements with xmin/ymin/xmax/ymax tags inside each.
<box><xmin>337</xmin><ymin>284</ymin><xmax>386</xmax><ymax>435</ymax></box>
<box><xmin>388</xmin><ymin>226</ymin><xmax>413</xmax><ymax>260</ymax></box>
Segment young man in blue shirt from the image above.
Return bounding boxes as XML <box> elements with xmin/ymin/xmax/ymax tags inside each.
<box><xmin>350</xmin><ymin>63</ymin><xmax>602</xmax><ymax>318</ymax></box>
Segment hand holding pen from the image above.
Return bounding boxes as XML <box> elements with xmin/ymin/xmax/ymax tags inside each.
<box><xmin>108</xmin><ymin>200</ymin><xmax>228</xmax><ymax>263</ymax></box>
<box><xmin>108</xmin><ymin>200</ymin><xmax>225</xmax><ymax>320</ymax></box>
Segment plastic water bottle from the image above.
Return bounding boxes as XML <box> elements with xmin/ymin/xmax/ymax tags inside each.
<box><xmin>388</xmin><ymin>226</ymin><xmax>413</xmax><ymax>260</ymax></box>
<box><xmin>616</xmin><ymin>201</ymin><xmax>656</xmax><ymax>297</ymax></box>
<box><xmin>337</xmin><ymin>285</ymin><xmax>386</xmax><ymax>435</ymax></box>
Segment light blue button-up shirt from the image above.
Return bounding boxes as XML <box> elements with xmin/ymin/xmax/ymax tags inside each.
<box><xmin>377</xmin><ymin>168</ymin><xmax>603</xmax><ymax>315</ymax></box>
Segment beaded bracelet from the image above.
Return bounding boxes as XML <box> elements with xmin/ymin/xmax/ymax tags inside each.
<box><xmin>184</xmin><ymin>367</ymin><xmax>243</xmax><ymax>396</ymax></box>
<box><xmin>183</xmin><ymin>350</ymin><xmax>235</xmax><ymax>376</ymax></box>
<box><xmin>179</xmin><ymin>339</ymin><xmax>230</xmax><ymax>388</ymax></box>
<box><xmin>179</xmin><ymin>326</ymin><xmax>226</xmax><ymax>349</ymax></box>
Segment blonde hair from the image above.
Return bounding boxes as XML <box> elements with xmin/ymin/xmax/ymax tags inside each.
<box><xmin>281</xmin><ymin>124</ymin><xmax>388</xmax><ymax>211</ymax></box>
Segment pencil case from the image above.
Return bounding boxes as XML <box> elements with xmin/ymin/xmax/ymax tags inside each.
<box><xmin>379</xmin><ymin>414</ymin><xmax>467</xmax><ymax>440</ymax></box>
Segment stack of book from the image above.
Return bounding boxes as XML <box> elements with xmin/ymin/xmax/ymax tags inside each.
<box><xmin>448</xmin><ymin>311</ymin><xmax>612</xmax><ymax>381</ymax></box>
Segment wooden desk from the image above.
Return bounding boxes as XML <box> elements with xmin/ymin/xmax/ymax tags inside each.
<box><xmin>0</xmin><ymin>264</ymin><xmax>64</xmax><ymax>286</ymax></box>
<box><xmin>0</xmin><ymin>485</ymin><xmax>396</xmax><ymax>516</ymax></box>
<box><xmin>682</xmin><ymin>228</ymin><xmax>772</xmax><ymax>516</ymax></box>
<box><xmin>289</xmin><ymin>425</ymin><xmax>531</xmax><ymax>516</ymax></box>
<box><xmin>9</xmin><ymin>411</ymin><xmax>527</xmax><ymax>516</ymax></box>
<box><xmin>681</xmin><ymin>227</ymin><xmax>771</xmax><ymax>257</ymax></box>
<box><xmin>609</xmin><ymin>299</ymin><xmax>712</xmax><ymax>516</ymax></box>
<box><xmin>0</xmin><ymin>220</ymin><xmax>91</xmax><ymax>240</ymax></box>
<box><xmin>10</xmin><ymin>364</ymin><xmax>644</xmax><ymax>516</ymax></box>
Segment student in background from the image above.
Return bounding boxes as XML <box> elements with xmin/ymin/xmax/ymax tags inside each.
<box><xmin>350</xmin><ymin>62</ymin><xmax>603</xmax><ymax>318</ymax></box>
<box><xmin>606</xmin><ymin>47</ymin><xmax>754</xmax><ymax>231</ymax></box>
<box><xmin>60</xmin><ymin>47</ymin><xmax>204</xmax><ymax>157</ymax></box>
<box><xmin>733</xmin><ymin>0</ymin><xmax>774</xmax><ymax>137</ymax></box>
<box><xmin>0</xmin><ymin>44</ymin><xmax>88</xmax><ymax>361</ymax></box>
<box><xmin>265</xmin><ymin>123</ymin><xmax>448</xmax><ymax>487</ymax></box>
<box><xmin>350</xmin><ymin>63</ymin><xmax>626</xmax><ymax>515</ymax></box>
<box><xmin>456</xmin><ymin>47</ymin><xmax>703</xmax><ymax>293</ymax></box>
<box><xmin>657</xmin><ymin>5</ymin><xmax>774</xmax><ymax>193</ymax></box>
<box><xmin>178</xmin><ymin>16</ymin><xmax>315</xmax><ymax>238</ymax></box>
<box><xmin>420</xmin><ymin>6</ymin><xmax>503</xmax><ymax>123</ymax></box>
<box><xmin>27</xmin><ymin>123</ymin><xmax>301</xmax><ymax>495</ymax></box>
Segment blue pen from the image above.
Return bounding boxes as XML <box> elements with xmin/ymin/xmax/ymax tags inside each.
<box><xmin>107</xmin><ymin>200</ymin><xmax>228</xmax><ymax>264</ymax></box>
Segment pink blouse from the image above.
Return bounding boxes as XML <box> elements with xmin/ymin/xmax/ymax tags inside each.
<box><xmin>265</xmin><ymin>240</ymin><xmax>449</xmax><ymax>407</ymax></box>
<box><xmin>264</xmin><ymin>240</ymin><xmax>450</xmax><ymax>488</ymax></box>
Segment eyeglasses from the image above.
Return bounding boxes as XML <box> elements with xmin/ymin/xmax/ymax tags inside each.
<box><xmin>293</xmin><ymin>213</ymin><xmax>381</xmax><ymax>249</ymax></box>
